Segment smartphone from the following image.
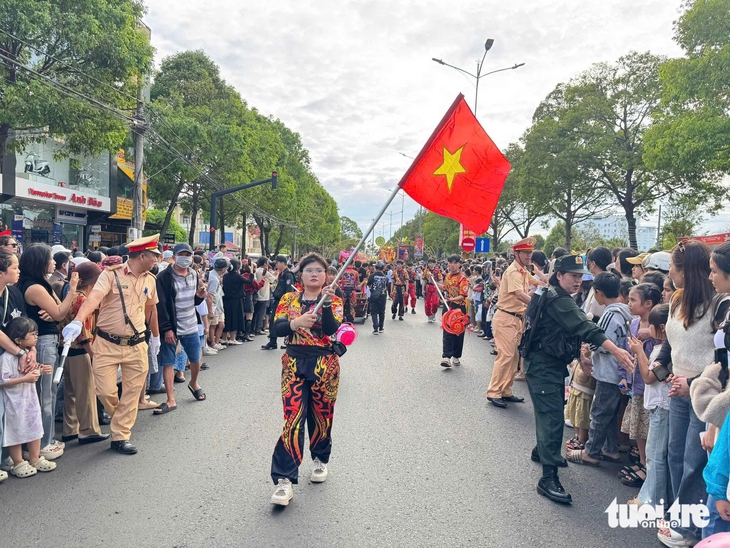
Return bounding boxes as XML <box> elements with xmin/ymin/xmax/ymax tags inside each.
<box><xmin>652</xmin><ymin>364</ymin><xmax>671</xmax><ymax>383</ymax></box>
<box><xmin>715</xmin><ymin>348</ymin><xmax>728</xmax><ymax>389</ymax></box>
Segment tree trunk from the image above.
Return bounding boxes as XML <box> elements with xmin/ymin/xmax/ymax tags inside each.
<box><xmin>0</xmin><ymin>123</ymin><xmax>10</xmax><ymax>173</ymax></box>
<box><xmin>273</xmin><ymin>224</ymin><xmax>285</xmax><ymax>256</ymax></box>
<box><xmin>188</xmin><ymin>181</ymin><xmax>199</xmax><ymax>246</ymax></box>
<box><xmin>161</xmin><ymin>177</ymin><xmax>184</xmax><ymax>238</ymax></box>
<box><xmin>262</xmin><ymin>220</ymin><xmax>271</xmax><ymax>256</ymax></box>
<box><xmin>626</xmin><ymin>209</ymin><xmax>638</xmax><ymax>250</ymax></box>
<box><xmin>565</xmin><ymin>209</ymin><xmax>574</xmax><ymax>251</ymax></box>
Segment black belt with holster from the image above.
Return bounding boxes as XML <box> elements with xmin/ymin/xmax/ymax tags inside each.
<box><xmin>497</xmin><ymin>308</ymin><xmax>524</xmax><ymax>320</ymax></box>
<box><xmin>97</xmin><ymin>329</ymin><xmax>145</xmax><ymax>347</ymax></box>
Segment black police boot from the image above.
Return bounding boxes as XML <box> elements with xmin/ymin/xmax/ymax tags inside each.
<box><xmin>531</xmin><ymin>446</ymin><xmax>568</xmax><ymax>467</ymax></box>
<box><xmin>537</xmin><ymin>466</ymin><xmax>572</xmax><ymax>504</ymax></box>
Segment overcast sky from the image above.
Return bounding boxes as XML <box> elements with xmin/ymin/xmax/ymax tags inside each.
<box><xmin>146</xmin><ymin>0</ymin><xmax>726</xmax><ymax>239</ymax></box>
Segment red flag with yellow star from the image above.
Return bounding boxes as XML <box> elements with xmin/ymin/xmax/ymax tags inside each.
<box><xmin>397</xmin><ymin>94</ymin><xmax>511</xmax><ymax>234</ymax></box>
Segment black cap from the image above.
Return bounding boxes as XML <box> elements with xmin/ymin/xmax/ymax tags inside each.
<box><xmin>214</xmin><ymin>258</ymin><xmax>228</xmax><ymax>269</ymax></box>
<box><xmin>173</xmin><ymin>243</ymin><xmax>193</xmax><ymax>255</ymax></box>
<box><xmin>554</xmin><ymin>254</ymin><xmax>589</xmax><ymax>274</ymax></box>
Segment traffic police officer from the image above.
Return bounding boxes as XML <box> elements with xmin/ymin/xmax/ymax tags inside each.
<box><xmin>63</xmin><ymin>234</ymin><xmax>161</xmax><ymax>455</ymax></box>
<box><xmin>521</xmin><ymin>254</ymin><xmax>633</xmax><ymax>504</ymax></box>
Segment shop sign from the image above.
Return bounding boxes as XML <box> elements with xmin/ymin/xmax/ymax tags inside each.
<box><xmin>16</xmin><ymin>178</ymin><xmax>111</xmax><ymax>212</ymax></box>
<box><xmin>55</xmin><ymin>207</ymin><xmax>87</xmax><ymax>225</ymax></box>
<box><xmin>88</xmin><ymin>235</ymin><xmax>101</xmax><ymax>243</ymax></box>
<box><xmin>90</xmin><ymin>225</ymin><xmax>102</xmax><ymax>233</ymax></box>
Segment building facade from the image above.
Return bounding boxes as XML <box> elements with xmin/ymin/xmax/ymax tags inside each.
<box><xmin>575</xmin><ymin>215</ymin><xmax>658</xmax><ymax>251</ymax></box>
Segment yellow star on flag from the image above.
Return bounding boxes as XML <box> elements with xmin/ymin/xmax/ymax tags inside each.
<box><xmin>433</xmin><ymin>146</ymin><xmax>466</xmax><ymax>192</ymax></box>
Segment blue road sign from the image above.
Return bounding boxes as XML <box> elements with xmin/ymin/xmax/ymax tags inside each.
<box><xmin>475</xmin><ymin>237</ymin><xmax>490</xmax><ymax>253</ymax></box>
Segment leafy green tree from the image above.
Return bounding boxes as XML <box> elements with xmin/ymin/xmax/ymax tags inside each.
<box><xmin>339</xmin><ymin>216</ymin><xmax>362</xmax><ymax>240</ymax></box>
<box><xmin>645</xmin><ymin>0</ymin><xmax>730</xmax><ymax>178</ymax></box>
<box><xmin>421</xmin><ymin>212</ymin><xmax>459</xmax><ymax>258</ymax></box>
<box><xmin>0</xmin><ymin>0</ymin><xmax>153</xmax><ymax>163</ymax></box>
<box><xmin>143</xmin><ymin>208</ymin><xmax>186</xmax><ymax>242</ymax></box>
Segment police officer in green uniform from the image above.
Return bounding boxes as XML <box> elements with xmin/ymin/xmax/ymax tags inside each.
<box><xmin>521</xmin><ymin>255</ymin><xmax>634</xmax><ymax>504</ymax></box>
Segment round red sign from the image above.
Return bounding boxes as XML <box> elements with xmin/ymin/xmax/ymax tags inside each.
<box><xmin>461</xmin><ymin>237</ymin><xmax>475</xmax><ymax>252</ymax></box>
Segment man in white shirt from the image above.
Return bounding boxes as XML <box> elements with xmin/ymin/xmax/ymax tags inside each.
<box><xmin>207</xmin><ymin>258</ymin><xmax>228</xmax><ymax>350</ymax></box>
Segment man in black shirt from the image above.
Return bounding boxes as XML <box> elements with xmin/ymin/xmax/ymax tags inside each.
<box><xmin>262</xmin><ymin>255</ymin><xmax>297</xmax><ymax>350</ymax></box>
<box><xmin>368</xmin><ymin>262</ymin><xmax>388</xmax><ymax>334</ymax></box>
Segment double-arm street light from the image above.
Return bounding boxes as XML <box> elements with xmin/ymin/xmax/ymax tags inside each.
<box><xmin>432</xmin><ymin>38</ymin><xmax>525</xmax><ymax>115</ymax></box>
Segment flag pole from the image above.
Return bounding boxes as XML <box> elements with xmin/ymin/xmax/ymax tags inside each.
<box><xmin>313</xmin><ymin>186</ymin><xmax>402</xmax><ymax>314</ymax></box>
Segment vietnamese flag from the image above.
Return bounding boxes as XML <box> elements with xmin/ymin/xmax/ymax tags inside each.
<box><xmin>397</xmin><ymin>94</ymin><xmax>511</xmax><ymax>234</ymax></box>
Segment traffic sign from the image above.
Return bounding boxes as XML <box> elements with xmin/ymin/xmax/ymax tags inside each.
<box><xmin>475</xmin><ymin>237</ymin><xmax>490</xmax><ymax>253</ymax></box>
<box><xmin>461</xmin><ymin>237</ymin><xmax>475</xmax><ymax>252</ymax></box>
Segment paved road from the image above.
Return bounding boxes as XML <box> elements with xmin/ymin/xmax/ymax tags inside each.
<box><xmin>2</xmin><ymin>300</ymin><xmax>657</xmax><ymax>547</ymax></box>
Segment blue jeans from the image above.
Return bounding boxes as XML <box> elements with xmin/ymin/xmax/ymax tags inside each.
<box><xmin>35</xmin><ymin>334</ymin><xmax>60</xmax><ymax>447</ymax></box>
<box><xmin>638</xmin><ymin>406</ymin><xmax>671</xmax><ymax>505</ymax></box>
<box><xmin>585</xmin><ymin>380</ymin><xmax>622</xmax><ymax>460</ymax></box>
<box><xmin>159</xmin><ymin>332</ymin><xmax>201</xmax><ymax>368</ymax></box>
<box><xmin>667</xmin><ymin>395</ymin><xmax>708</xmax><ymax>541</ymax></box>
<box><xmin>704</xmin><ymin>495</ymin><xmax>730</xmax><ymax>538</ymax></box>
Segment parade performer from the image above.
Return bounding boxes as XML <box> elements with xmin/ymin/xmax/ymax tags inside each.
<box><xmin>520</xmin><ymin>255</ymin><xmax>634</xmax><ymax>504</ymax></box>
<box><xmin>62</xmin><ymin>235</ymin><xmax>161</xmax><ymax>455</ymax></box>
<box><xmin>390</xmin><ymin>260</ymin><xmax>408</xmax><ymax>320</ymax></box>
<box><xmin>367</xmin><ymin>261</ymin><xmax>388</xmax><ymax>334</ymax></box>
<box><xmin>423</xmin><ymin>259</ymin><xmax>442</xmax><ymax>323</ymax></box>
<box><xmin>406</xmin><ymin>263</ymin><xmax>417</xmax><ymax>314</ymax></box>
<box><xmin>439</xmin><ymin>255</ymin><xmax>468</xmax><ymax>367</ymax></box>
<box><xmin>487</xmin><ymin>238</ymin><xmax>542</xmax><ymax>408</ymax></box>
<box><xmin>269</xmin><ymin>253</ymin><xmax>343</xmax><ymax>507</ymax></box>
<box><xmin>338</xmin><ymin>261</ymin><xmax>359</xmax><ymax>323</ymax></box>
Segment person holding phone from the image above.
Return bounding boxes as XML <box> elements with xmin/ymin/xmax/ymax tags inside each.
<box><xmin>651</xmin><ymin>241</ymin><xmax>730</xmax><ymax>545</ymax></box>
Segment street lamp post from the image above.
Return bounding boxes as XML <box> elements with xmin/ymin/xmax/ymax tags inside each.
<box><xmin>432</xmin><ymin>38</ymin><xmax>525</xmax><ymax>115</ymax></box>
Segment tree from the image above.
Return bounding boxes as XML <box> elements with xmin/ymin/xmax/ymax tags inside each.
<box><xmin>558</xmin><ymin>52</ymin><xmax>723</xmax><ymax>248</ymax></box>
<box><xmin>339</xmin><ymin>216</ymin><xmax>362</xmax><ymax>240</ymax></box>
<box><xmin>644</xmin><ymin>0</ymin><xmax>730</xmax><ymax>178</ymax></box>
<box><xmin>0</xmin><ymin>0</ymin><xmax>153</xmax><ymax>164</ymax></box>
<box><xmin>520</xmin><ymin>85</ymin><xmax>611</xmax><ymax>250</ymax></box>
<box><xmin>421</xmin><ymin>212</ymin><xmax>459</xmax><ymax>258</ymax></box>
<box><xmin>143</xmin><ymin>208</ymin><xmax>186</xmax><ymax>242</ymax></box>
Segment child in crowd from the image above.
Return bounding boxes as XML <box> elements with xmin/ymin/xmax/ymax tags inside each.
<box><xmin>662</xmin><ymin>276</ymin><xmax>676</xmax><ymax>304</ymax></box>
<box><xmin>472</xmin><ymin>278</ymin><xmax>484</xmax><ymax>336</ymax></box>
<box><xmin>0</xmin><ymin>317</ymin><xmax>56</xmax><ymax>478</ymax></box>
<box><xmin>626</xmin><ymin>304</ymin><xmax>670</xmax><ymax>507</ymax></box>
<box><xmin>568</xmin><ymin>272</ymin><xmax>634</xmax><ymax>466</ymax></box>
<box><xmin>619</xmin><ymin>284</ymin><xmax>662</xmax><ymax>488</ymax></box>
<box><xmin>565</xmin><ymin>344</ymin><xmax>596</xmax><ymax>451</ymax></box>
<box><xmin>618</xmin><ymin>278</ymin><xmax>634</xmax><ymax>304</ymax></box>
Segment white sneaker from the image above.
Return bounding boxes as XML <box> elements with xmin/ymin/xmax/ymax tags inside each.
<box><xmin>271</xmin><ymin>478</ymin><xmax>294</xmax><ymax>506</ymax></box>
<box><xmin>213</xmin><ymin>343</ymin><xmax>225</xmax><ymax>351</ymax></box>
<box><xmin>311</xmin><ymin>458</ymin><xmax>328</xmax><ymax>483</ymax></box>
<box><xmin>202</xmin><ymin>346</ymin><xmax>217</xmax><ymax>356</ymax></box>
<box><xmin>451</xmin><ymin>357</ymin><xmax>461</xmax><ymax>366</ymax></box>
<box><xmin>228</xmin><ymin>340</ymin><xmax>243</xmax><ymax>345</ymax></box>
<box><xmin>440</xmin><ymin>358</ymin><xmax>451</xmax><ymax>368</ymax></box>
<box><xmin>0</xmin><ymin>456</ymin><xmax>13</xmax><ymax>472</ymax></box>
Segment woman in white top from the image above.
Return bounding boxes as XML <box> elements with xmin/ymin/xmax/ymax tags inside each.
<box><xmin>652</xmin><ymin>241</ymin><xmax>730</xmax><ymax>545</ymax></box>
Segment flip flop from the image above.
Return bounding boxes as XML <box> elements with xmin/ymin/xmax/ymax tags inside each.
<box><xmin>620</xmin><ymin>470</ymin><xmax>645</xmax><ymax>487</ymax></box>
<box><xmin>173</xmin><ymin>376</ymin><xmax>186</xmax><ymax>384</ymax></box>
<box><xmin>188</xmin><ymin>385</ymin><xmax>206</xmax><ymax>401</ymax></box>
<box><xmin>153</xmin><ymin>403</ymin><xmax>177</xmax><ymax>415</ymax></box>
<box><xmin>566</xmin><ymin>449</ymin><xmax>600</xmax><ymax>467</ymax></box>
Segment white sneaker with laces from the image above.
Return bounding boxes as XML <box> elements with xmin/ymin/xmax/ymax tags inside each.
<box><xmin>203</xmin><ymin>346</ymin><xmax>217</xmax><ymax>356</ymax></box>
<box><xmin>440</xmin><ymin>358</ymin><xmax>451</xmax><ymax>368</ymax></box>
<box><xmin>270</xmin><ymin>478</ymin><xmax>294</xmax><ymax>506</ymax></box>
<box><xmin>213</xmin><ymin>343</ymin><xmax>225</xmax><ymax>351</ymax></box>
<box><xmin>311</xmin><ymin>458</ymin><xmax>328</xmax><ymax>483</ymax></box>
<box><xmin>451</xmin><ymin>357</ymin><xmax>461</xmax><ymax>366</ymax></box>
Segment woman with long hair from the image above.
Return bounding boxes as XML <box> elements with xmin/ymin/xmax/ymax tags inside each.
<box><xmin>18</xmin><ymin>243</ymin><xmax>78</xmax><ymax>461</ymax></box>
<box><xmin>240</xmin><ymin>262</ymin><xmax>263</xmax><ymax>342</ymax></box>
<box><xmin>222</xmin><ymin>259</ymin><xmax>245</xmax><ymax>345</ymax></box>
<box><xmin>653</xmin><ymin>240</ymin><xmax>729</xmax><ymax>545</ymax></box>
<box><xmin>269</xmin><ymin>253</ymin><xmax>342</xmax><ymax>507</ymax></box>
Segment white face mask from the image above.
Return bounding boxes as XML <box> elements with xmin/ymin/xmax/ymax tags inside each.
<box><xmin>175</xmin><ymin>256</ymin><xmax>193</xmax><ymax>268</ymax></box>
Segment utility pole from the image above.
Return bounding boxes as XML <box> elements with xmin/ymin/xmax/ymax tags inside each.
<box><xmin>132</xmin><ymin>85</ymin><xmax>147</xmax><ymax>240</ymax></box>
<box><xmin>293</xmin><ymin>211</ymin><xmax>298</xmax><ymax>260</ymax></box>
<box><xmin>241</xmin><ymin>211</ymin><xmax>247</xmax><ymax>256</ymax></box>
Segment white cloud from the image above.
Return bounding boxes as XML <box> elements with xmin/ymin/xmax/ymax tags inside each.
<box><xmin>145</xmin><ymin>0</ymin><xmax>691</xmax><ymax>236</ymax></box>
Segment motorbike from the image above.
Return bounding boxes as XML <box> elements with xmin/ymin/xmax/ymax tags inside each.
<box><xmin>24</xmin><ymin>152</ymin><xmax>51</xmax><ymax>177</ymax></box>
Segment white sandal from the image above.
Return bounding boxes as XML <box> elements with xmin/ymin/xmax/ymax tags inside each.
<box><xmin>30</xmin><ymin>456</ymin><xmax>56</xmax><ymax>472</ymax></box>
<box><xmin>10</xmin><ymin>460</ymin><xmax>37</xmax><ymax>478</ymax></box>
<box><xmin>39</xmin><ymin>443</ymin><xmax>64</xmax><ymax>461</ymax></box>
<box><xmin>0</xmin><ymin>469</ymin><xmax>7</xmax><ymax>482</ymax></box>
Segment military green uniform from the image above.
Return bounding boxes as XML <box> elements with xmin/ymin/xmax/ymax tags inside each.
<box><xmin>522</xmin><ymin>256</ymin><xmax>608</xmax><ymax>473</ymax></box>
